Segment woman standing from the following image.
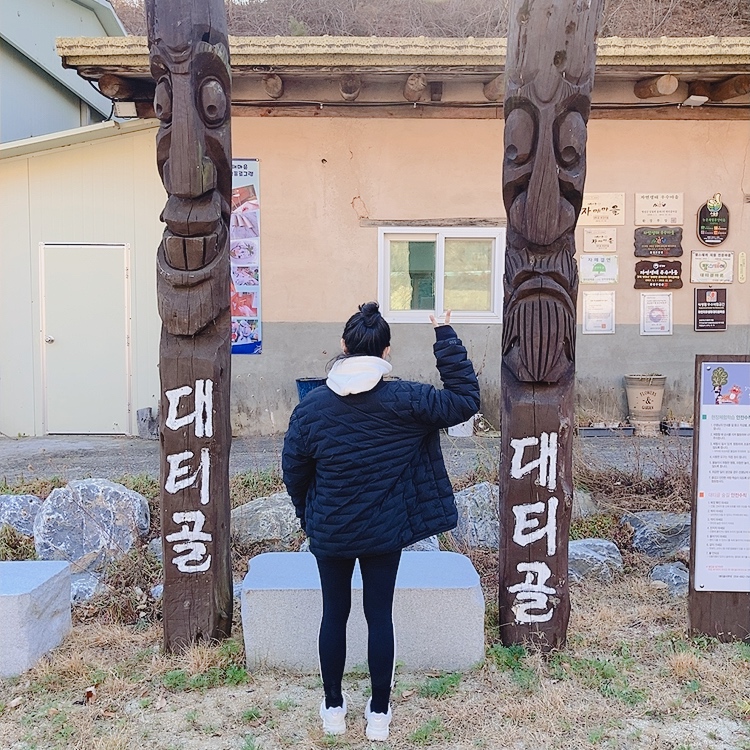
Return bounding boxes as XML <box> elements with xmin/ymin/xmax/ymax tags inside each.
<box><xmin>282</xmin><ymin>301</ymin><xmax>479</xmax><ymax>741</ymax></box>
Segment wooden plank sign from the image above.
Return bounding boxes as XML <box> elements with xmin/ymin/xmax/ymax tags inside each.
<box><xmin>634</xmin><ymin>260</ymin><xmax>683</xmax><ymax>289</ymax></box>
<box><xmin>500</xmin><ymin>0</ymin><xmax>604</xmax><ymax>651</ymax></box>
<box><xmin>634</xmin><ymin>226</ymin><xmax>683</xmax><ymax>257</ymax></box>
<box><xmin>690</xmin><ymin>356</ymin><xmax>750</xmax><ymax>640</ymax></box>
<box><xmin>146</xmin><ymin>0</ymin><xmax>234</xmax><ymax>650</ymax></box>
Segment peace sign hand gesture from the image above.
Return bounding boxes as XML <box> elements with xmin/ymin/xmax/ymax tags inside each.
<box><xmin>429</xmin><ymin>310</ymin><xmax>452</xmax><ymax>328</ymax></box>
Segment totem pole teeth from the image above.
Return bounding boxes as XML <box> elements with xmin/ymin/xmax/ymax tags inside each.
<box><xmin>164</xmin><ymin>233</ymin><xmax>219</xmax><ymax>270</ymax></box>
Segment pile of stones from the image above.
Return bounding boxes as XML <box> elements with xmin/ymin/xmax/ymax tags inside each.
<box><xmin>2</xmin><ymin>479</ymin><xmax>691</xmax><ymax>603</ymax></box>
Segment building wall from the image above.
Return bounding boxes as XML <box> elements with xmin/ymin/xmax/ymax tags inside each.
<box><xmin>0</xmin><ymin>41</ymin><xmax>99</xmax><ymax>142</ymax></box>
<box><xmin>230</xmin><ymin>116</ymin><xmax>750</xmax><ymax>432</ymax></box>
<box><xmin>0</xmin><ymin>125</ymin><xmax>164</xmax><ymax>436</ymax></box>
<box><xmin>1</xmin><ymin>115</ymin><xmax>748</xmax><ymax>436</ymax></box>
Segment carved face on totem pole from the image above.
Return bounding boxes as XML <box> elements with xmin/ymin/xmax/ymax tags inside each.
<box><xmin>502</xmin><ymin>1</ymin><xmax>602</xmax><ymax>384</ymax></box>
<box><xmin>147</xmin><ymin>0</ymin><xmax>232</xmax><ymax>336</ymax></box>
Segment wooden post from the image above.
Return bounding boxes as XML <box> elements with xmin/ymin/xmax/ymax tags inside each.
<box><xmin>146</xmin><ymin>0</ymin><xmax>234</xmax><ymax>651</ymax></box>
<box><xmin>708</xmin><ymin>75</ymin><xmax>750</xmax><ymax>102</ymax></box>
<box><xmin>499</xmin><ymin>0</ymin><xmax>603</xmax><ymax>651</ymax></box>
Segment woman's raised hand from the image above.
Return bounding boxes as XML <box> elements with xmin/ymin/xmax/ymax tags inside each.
<box><xmin>429</xmin><ymin>310</ymin><xmax>452</xmax><ymax>328</ymax></box>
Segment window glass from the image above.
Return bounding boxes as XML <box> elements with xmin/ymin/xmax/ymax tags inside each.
<box><xmin>444</xmin><ymin>238</ymin><xmax>493</xmax><ymax>311</ymax></box>
<box><xmin>389</xmin><ymin>240</ymin><xmax>436</xmax><ymax>310</ymax></box>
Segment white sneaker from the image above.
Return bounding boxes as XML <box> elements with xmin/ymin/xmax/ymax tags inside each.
<box><xmin>320</xmin><ymin>697</ymin><xmax>347</xmax><ymax>735</ymax></box>
<box><xmin>364</xmin><ymin>698</ymin><xmax>392</xmax><ymax>741</ymax></box>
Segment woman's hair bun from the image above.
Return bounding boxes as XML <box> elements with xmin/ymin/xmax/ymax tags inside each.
<box><xmin>358</xmin><ymin>301</ymin><xmax>381</xmax><ymax>327</ymax></box>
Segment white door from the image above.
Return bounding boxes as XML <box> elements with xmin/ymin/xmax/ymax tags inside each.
<box><xmin>41</xmin><ymin>244</ymin><xmax>130</xmax><ymax>434</ymax></box>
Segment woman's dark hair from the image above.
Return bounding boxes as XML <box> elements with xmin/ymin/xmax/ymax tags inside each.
<box><xmin>341</xmin><ymin>301</ymin><xmax>391</xmax><ymax>357</ymax></box>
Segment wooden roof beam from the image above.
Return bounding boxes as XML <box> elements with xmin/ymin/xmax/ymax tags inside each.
<box><xmin>709</xmin><ymin>74</ymin><xmax>750</xmax><ymax>101</ymax></box>
<box><xmin>262</xmin><ymin>74</ymin><xmax>284</xmax><ymax>99</ymax></box>
<box><xmin>633</xmin><ymin>74</ymin><xmax>679</xmax><ymax>99</ymax></box>
<box><xmin>403</xmin><ymin>72</ymin><xmax>427</xmax><ymax>102</ymax></box>
<box><xmin>483</xmin><ymin>74</ymin><xmax>504</xmax><ymax>101</ymax></box>
<box><xmin>339</xmin><ymin>74</ymin><xmax>361</xmax><ymax>101</ymax></box>
<box><xmin>98</xmin><ymin>73</ymin><xmax>155</xmax><ymax>101</ymax></box>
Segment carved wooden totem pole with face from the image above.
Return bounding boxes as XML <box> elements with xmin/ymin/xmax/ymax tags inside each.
<box><xmin>499</xmin><ymin>0</ymin><xmax>603</xmax><ymax>650</ymax></box>
<box><xmin>146</xmin><ymin>0</ymin><xmax>233</xmax><ymax>650</ymax></box>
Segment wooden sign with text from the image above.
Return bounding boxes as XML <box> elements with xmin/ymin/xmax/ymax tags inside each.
<box><xmin>634</xmin><ymin>260</ymin><xmax>683</xmax><ymax>289</ymax></box>
<box><xmin>634</xmin><ymin>227</ymin><xmax>683</xmax><ymax>257</ymax></box>
<box><xmin>147</xmin><ymin>0</ymin><xmax>234</xmax><ymax>650</ymax></box>
<box><xmin>500</xmin><ymin>0</ymin><xmax>603</xmax><ymax>651</ymax></box>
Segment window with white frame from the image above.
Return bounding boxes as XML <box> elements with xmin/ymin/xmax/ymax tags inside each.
<box><xmin>378</xmin><ymin>227</ymin><xmax>505</xmax><ymax>323</ymax></box>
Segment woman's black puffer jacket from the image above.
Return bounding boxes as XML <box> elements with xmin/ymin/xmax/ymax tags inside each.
<box><xmin>282</xmin><ymin>325</ymin><xmax>480</xmax><ymax>558</ymax></box>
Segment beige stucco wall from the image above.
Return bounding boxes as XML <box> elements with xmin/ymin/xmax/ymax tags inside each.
<box><xmin>1</xmin><ymin>114</ymin><xmax>748</xmax><ymax>436</ymax></box>
<box><xmin>0</xmin><ymin>125</ymin><xmax>164</xmax><ymax>436</ymax></box>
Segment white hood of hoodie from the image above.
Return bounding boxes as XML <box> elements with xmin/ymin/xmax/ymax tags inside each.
<box><xmin>326</xmin><ymin>356</ymin><xmax>393</xmax><ymax>396</ymax></box>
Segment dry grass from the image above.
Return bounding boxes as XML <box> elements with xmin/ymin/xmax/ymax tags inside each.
<box><xmin>2</xmin><ymin>575</ymin><xmax>749</xmax><ymax>750</ymax></box>
<box><xmin>0</xmin><ymin>525</ymin><xmax>37</xmax><ymax>561</ymax></box>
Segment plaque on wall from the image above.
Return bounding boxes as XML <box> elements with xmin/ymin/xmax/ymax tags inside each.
<box><xmin>634</xmin><ymin>260</ymin><xmax>683</xmax><ymax>289</ymax></box>
<box><xmin>691</xmin><ymin>251</ymin><xmax>734</xmax><ymax>284</ymax></box>
<box><xmin>579</xmin><ymin>193</ymin><xmax>625</xmax><ymax>225</ymax></box>
<box><xmin>583</xmin><ymin>227</ymin><xmax>617</xmax><ymax>252</ymax></box>
<box><xmin>635</xmin><ymin>193</ymin><xmax>683</xmax><ymax>226</ymax></box>
<box><xmin>634</xmin><ymin>226</ymin><xmax>683</xmax><ymax>257</ymax></box>
<box><xmin>580</xmin><ymin>254</ymin><xmax>618</xmax><ymax>284</ymax></box>
<box><xmin>697</xmin><ymin>193</ymin><xmax>729</xmax><ymax>246</ymax></box>
<box><xmin>694</xmin><ymin>288</ymin><xmax>727</xmax><ymax>331</ymax></box>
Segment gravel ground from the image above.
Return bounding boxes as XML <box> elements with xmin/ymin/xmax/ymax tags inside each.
<box><xmin>0</xmin><ymin>432</ymin><xmax>692</xmax><ymax>484</ymax></box>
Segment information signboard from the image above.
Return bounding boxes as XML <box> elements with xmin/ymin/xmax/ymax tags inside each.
<box><xmin>634</xmin><ymin>260</ymin><xmax>683</xmax><ymax>289</ymax></box>
<box><xmin>693</xmin><ymin>360</ymin><xmax>750</xmax><ymax>593</ymax></box>
<box><xmin>634</xmin><ymin>226</ymin><xmax>683</xmax><ymax>257</ymax></box>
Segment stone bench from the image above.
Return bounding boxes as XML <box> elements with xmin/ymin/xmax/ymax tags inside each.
<box><xmin>0</xmin><ymin>561</ymin><xmax>71</xmax><ymax>677</ymax></box>
<box><xmin>241</xmin><ymin>551</ymin><xmax>485</xmax><ymax>672</ymax></box>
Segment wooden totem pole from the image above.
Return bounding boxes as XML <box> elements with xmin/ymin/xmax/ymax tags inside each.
<box><xmin>146</xmin><ymin>0</ymin><xmax>233</xmax><ymax>650</ymax></box>
<box><xmin>499</xmin><ymin>0</ymin><xmax>603</xmax><ymax>650</ymax></box>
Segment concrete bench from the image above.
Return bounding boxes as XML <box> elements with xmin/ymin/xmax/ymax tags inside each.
<box><xmin>241</xmin><ymin>551</ymin><xmax>485</xmax><ymax>672</ymax></box>
<box><xmin>0</xmin><ymin>561</ymin><xmax>71</xmax><ymax>677</ymax></box>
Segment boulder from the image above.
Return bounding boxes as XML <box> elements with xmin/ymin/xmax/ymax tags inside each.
<box><xmin>147</xmin><ymin>537</ymin><xmax>163</xmax><ymax>563</ymax></box>
<box><xmin>572</xmin><ymin>488</ymin><xmax>598</xmax><ymax>519</ymax></box>
<box><xmin>452</xmin><ymin>482</ymin><xmax>499</xmax><ymax>549</ymax></box>
<box><xmin>0</xmin><ymin>494</ymin><xmax>43</xmax><ymax>537</ymax></box>
<box><xmin>568</xmin><ymin>538</ymin><xmax>623</xmax><ymax>583</ymax></box>
<box><xmin>231</xmin><ymin>491</ymin><xmax>299</xmax><ymax>545</ymax></box>
<box><xmin>404</xmin><ymin>535</ymin><xmax>440</xmax><ymax>552</ymax></box>
<box><xmin>33</xmin><ymin>479</ymin><xmax>150</xmax><ymax>572</ymax></box>
<box><xmin>650</xmin><ymin>562</ymin><xmax>689</xmax><ymax>596</ymax></box>
<box><xmin>622</xmin><ymin>511</ymin><xmax>691</xmax><ymax>558</ymax></box>
<box><xmin>70</xmin><ymin>572</ymin><xmax>106</xmax><ymax>604</ymax></box>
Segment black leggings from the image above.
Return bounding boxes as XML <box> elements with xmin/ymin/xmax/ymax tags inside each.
<box><xmin>315</xmin><ymin>550</ymin><xmax>402</xmax><ymax>714</ymax></box>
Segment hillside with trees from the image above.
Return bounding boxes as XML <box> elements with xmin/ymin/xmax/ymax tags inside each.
<box><xmin>111</xmin><ymin>0</ymin><xmax>750</xmax><ymax>39</ymax></box>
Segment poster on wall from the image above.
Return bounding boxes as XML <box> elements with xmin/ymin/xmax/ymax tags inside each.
<box><xmin>582</xmin><ymin>290</ymin><xmax>615</xmax><ymax>334</ymax></box>
<box><xmin>691</xmin><ymin>251</ymin><xmax>733</xmax><ymax>284</ymax></box>
<box><xmin>579</xmin><ymin>193</ymin><xmax>625</xmax><ymax>225</ymax></box>
<box><xmin>634</xmin><ymin>226</ymin><xmax>683</xmax><ymax>257</ymax></box>
<box><xmin>635</xmin><ymin>193</ymin><xmax>683</xmax><ymax>226</ymax></box>
<box><xmin>231</xmin><ymin>159</ymin><xmax>262</xmax><ymax>354</ymax></box>
<box><xmin>694</xmin><ymin>361</ymin><xmax>750</xmax><ymax>592</ymax></box>
<box><xmin>695</xmin><ymin>288</ymin><xmax>727</xmax><ymax>331</ymax></box>
<box><xmin>640</xmin><ymin>292</ymin><xmax>672</xmax><ymax>335</ymax></box>
<box><xmin>580</xmin><ymin>254</ymin><xmax>618</xmax><ymax>284</ymax></box>
<box><xmin>583</xmin><ymin>227</ymin><xmax>617</xmax><ymax>253</ymax></box>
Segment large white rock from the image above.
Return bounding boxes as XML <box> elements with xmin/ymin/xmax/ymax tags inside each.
<box><xmin>568</xmin><ymin>538</ymin><xmax>624</xmax><ymax>583</ymax></box>
<box><xmin>33</xmin><ymin>479</ymin><xmax>150</xmax><ymax>572</ymax></box>
<box><xmin>242</xmin><ymin>551</ymin><xmax>485</xmax><ymax>672</ymax></box>
<box><xmin>622</xmin><ymin>511</ymin><xmax>691</xmax><ymax>558</ymax></box>
<box><xmin>0</xmin><ymin>494</ymin><xmax>43</xmax><ymax>537</ymax></box>
<box><xmin>452</xmin><ymin>482</ymin><xmax>499</xmax><ymax>549</ymax></box>
<box><xmin>231</xmin><ymin>491</ymin><xmax>299</xmax><ymax>545</ymax></box>
<box><xmin>0</xmin><ymin>561</ymin><xmax>71</xmax><ymax>677</ymax></box>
